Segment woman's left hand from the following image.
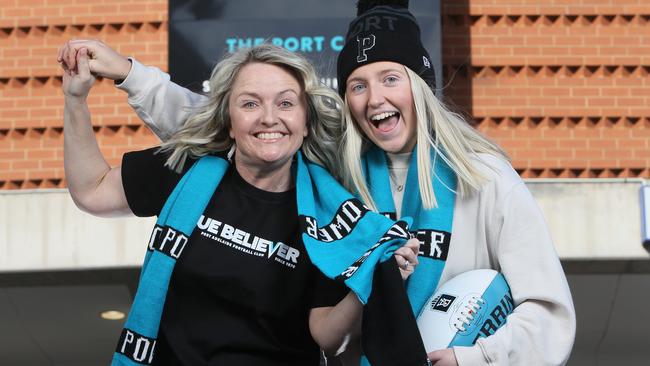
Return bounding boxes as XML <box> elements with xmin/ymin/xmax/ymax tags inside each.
<box><xmin>394</xmin><ymin>238</ymin><xmax>419</xmax><ymax>280</ymax></box>
<box><xmin>427</xmin><ymin>348</ymin><xmax>458</xmax><ymax>366</ymax></box>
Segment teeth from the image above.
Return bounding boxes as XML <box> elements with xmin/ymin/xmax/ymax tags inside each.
<box><xmin>371</xmin><ymin>111</ymin><xmax>397</xmax><ymax>121</ymax></box>
<box><xmin>256</xmin><ymin>132</ymin><xmax>283</xmax><ymax>140</ymax></box>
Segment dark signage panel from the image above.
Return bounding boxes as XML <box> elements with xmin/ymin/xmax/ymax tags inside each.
<box><xmin>169</xmin><ymin>0</ymin><xmax>441</xmax><ymax>93</ymax></box>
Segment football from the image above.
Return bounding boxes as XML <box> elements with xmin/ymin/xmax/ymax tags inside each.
<box><xmin>416</xmin><ymin>269</ymin><xmax>514</xmax><ymax>353</ymax></box>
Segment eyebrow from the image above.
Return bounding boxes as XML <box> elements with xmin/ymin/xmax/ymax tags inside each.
<box><xmin>235</xmin><ymin>88</ymin><xmax>300</xmax><ymax>99</ymax></box>
<box><xmin>347</xmin><ymin>68</ymin><xmax>406</xmax><ymax>85</ymax></box>
<box><xmin>277</xmin><ymin>89</ymin><xmax>300</xmax><ymax>97</ymax></box>
<box><xmin>379</xmin><ymin>68</ymin><xmax>406</xmax><ymax>75</ymax></box>
<box><xmin>346</xmin><ymin>76</ymin><xmax>365</xmax><ymax>86</ymax></box>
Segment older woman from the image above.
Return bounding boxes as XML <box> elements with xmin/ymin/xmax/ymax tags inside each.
<box><xmin>62</xmin><ymin>43</ymin><xmax>418</xmax><ymax>366</ymax></box>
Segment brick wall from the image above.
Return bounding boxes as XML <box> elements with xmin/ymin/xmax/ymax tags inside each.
<box><xmin>1</xmin><ymin>0</ymin><xmax>648</xmax><ymax>189</ymax></box>
<box><xmin>442</xmin><ymin>0</ymin><xmax>650</xmax><ymax>178</ymax></box>
<box><xmin>0</xmin><ymin>0</ymin><xmax>166</xmax><ymax>189</ymax></box>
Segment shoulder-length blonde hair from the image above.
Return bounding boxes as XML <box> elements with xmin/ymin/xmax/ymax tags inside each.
<box><xmin>159</xmin><ymin>43</ymin><xmax>343</xmax><ymax>176</ymax></box>
<box><xmin>339</xmin><ymin>66</ymin><xmax>509</xmax><ymax>211</ymax></box>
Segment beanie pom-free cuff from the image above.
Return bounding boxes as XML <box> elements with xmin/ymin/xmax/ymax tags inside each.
<box><xmin>356</xmin><ymin>0</ymin><xmax>409</xmax><ymax>15</ymax></box>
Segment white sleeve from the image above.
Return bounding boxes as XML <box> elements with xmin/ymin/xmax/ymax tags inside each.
<box><xmin>453</xmin><ymin>181</ymin><xmax>576</xmax><ymax>366</ymax></box>
<box><xmin>115</xmin><ymin>58</ymin><xmax>208</xmax><ymax>141</ymax></box>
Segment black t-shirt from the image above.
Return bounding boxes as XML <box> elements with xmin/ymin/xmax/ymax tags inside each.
<box><xmin>121</xmin><ymin>148</ymin><xmax>348</xmax><ymax>366</ymax></box>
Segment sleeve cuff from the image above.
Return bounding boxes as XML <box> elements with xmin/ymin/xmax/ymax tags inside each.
<box><xmin>114</xmin><ymin>57</ymin><xmax>135</xmax><ymax>89</ymax></box>
<box><xmin>453</xmin><ymin>345</ymin><xmax>486</xmax><ymax>366</ymax></box>
<box><xmin>115</xmin><ymin>57</ymin><xmax>161</xmax><ymax>99</ymax></box>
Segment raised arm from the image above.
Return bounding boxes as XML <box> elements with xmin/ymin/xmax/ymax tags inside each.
<box><xmin>58</xmin><ymin>39</ymin><xmax>207</xmax><ymax>141</ymax></box>
<box><xmin>63</xmin><ymin>48</ymin><xmax>131</xmax><ymax>217</ymax></box>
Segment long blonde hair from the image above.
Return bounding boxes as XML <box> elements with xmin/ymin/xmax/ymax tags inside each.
<box><xmin>159</xmin><ymin>44</ymin><xmax>343</xmax><ymax>176</ymax></box>
<box><xmin>339</xmin><ymin>66</ymin><xmax>509</xmax><ymax>211</ymax></box>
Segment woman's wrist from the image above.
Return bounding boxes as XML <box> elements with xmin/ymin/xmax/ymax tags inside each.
<box><xmin>114</xmin><ymin>57</ymin><xmax>132</xmax><ymax>81</ymax></box>
<box><xmin>64</xmin><ymin>95</ymin><xmax>89</xmax><ymax>105</ymax></box>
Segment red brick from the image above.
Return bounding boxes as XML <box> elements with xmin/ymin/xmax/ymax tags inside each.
<box><xmin>2</xmin><ymin>0</ymin><xmax>650</xmax><ymax>189</ymax></box>
<box><xmin>12</xmin><ymin>160</ymin><xmax>40</xmax><ymax>170</ymax></box>
<box><xmin>27</xmin><ymin>149</ymin><xmax>57</xmax><ymax>159</ymax></box>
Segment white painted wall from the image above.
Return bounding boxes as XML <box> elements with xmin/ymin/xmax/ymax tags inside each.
<box><xmin>528</xmin><ymin>179</ymin><xmax>648</xmax><ymax>259</ymax></box>
<box><xmin>0</xmin><ymin>189</ymin><xmax>154</xmax><ymax>271</ymax></box>
<box><xmin>1</xmin><ymin>179</ymin><xmax>648</xmax><ymax>272</ymax></box>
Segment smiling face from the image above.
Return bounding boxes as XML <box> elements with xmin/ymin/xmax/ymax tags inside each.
<box><xmin>345</xmin><ymin>61</ymin><xmax>417</xmax><ymax>154</ymax></box>
<box><xmin>228</xmin><ymin>62</ymin><xmax>308</xmax><ymax>173</ymax></box>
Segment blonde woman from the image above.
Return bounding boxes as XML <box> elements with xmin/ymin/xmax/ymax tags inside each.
<box><xmin>62</xmin><ymin>43</ymin><xmax>419</xmax><ymax>365</ymax></box>
<box><xmin>333</xmin><ymin>2</ymin><xmax>576</xmax><ymax>366</ymax></box>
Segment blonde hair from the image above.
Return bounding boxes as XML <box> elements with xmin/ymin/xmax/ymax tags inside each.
<box><xmin>159</xmin><ymin>44</ymin><xmax>343</xmax><ymax>176</ymax></box>
<box><xmin>339</xmin><ymin>66</ymin><xmax>509</xmax><ymax>211</ymax></box>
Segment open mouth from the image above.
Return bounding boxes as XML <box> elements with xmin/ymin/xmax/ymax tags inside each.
<box><xmin>254</xmin><ymin>132</ymin><xmax>285</xmax><ymax>141</ymax></box>
<box><xmin>370</xmin><ymin>111</ymin><xmax>401</xmax><ymax>132</ymax></box>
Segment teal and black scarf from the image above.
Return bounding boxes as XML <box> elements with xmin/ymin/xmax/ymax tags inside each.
<box><xmin>360</xmin><ymin>146</ymin><xmax>457</xmax><ymax>366</ymax></box>
<box><xmin>364</xmin><ymin>146</ymin><xmax>457</xmax><ymax>314</ymax></box>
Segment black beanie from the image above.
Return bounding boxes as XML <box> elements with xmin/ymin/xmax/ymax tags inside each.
<box><xmin>336</xmin><ymin>0</ymin><xmax>436</xmax><ymax>97</ymax></box>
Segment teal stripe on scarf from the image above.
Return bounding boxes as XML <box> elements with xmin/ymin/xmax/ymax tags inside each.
<box><xmin>113</xmin><ymin>156</ymin><xmax>228</xmax><ymax>365</ymax></box>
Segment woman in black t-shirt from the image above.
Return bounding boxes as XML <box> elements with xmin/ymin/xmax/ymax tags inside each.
<box><xmin>62</xmin><ymin>44</ymin><xmax>419</xmax><ymax>365</ymax></box>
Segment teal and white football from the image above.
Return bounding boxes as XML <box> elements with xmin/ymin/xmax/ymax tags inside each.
<box><xmin>416</xmin><ymin>269</ymin><xmax>514</xmax><ymax>352</ymax></box>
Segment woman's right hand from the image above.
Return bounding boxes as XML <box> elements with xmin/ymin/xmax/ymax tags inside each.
<box><xmin>62</xmin><ymin>47</ymin><xmax>95</xmax><ymax>100</ymax></box>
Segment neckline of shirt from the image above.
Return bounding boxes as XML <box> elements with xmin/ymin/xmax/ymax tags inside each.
<box><xmin>230</xmin><ymin>166</ymin><xmax>295</xmax><ymax>203</ymax></box>
<box><xmin>386</xmin><ymin>151</ymin><xmax>412</xmax><ymax>170</ymax></box>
